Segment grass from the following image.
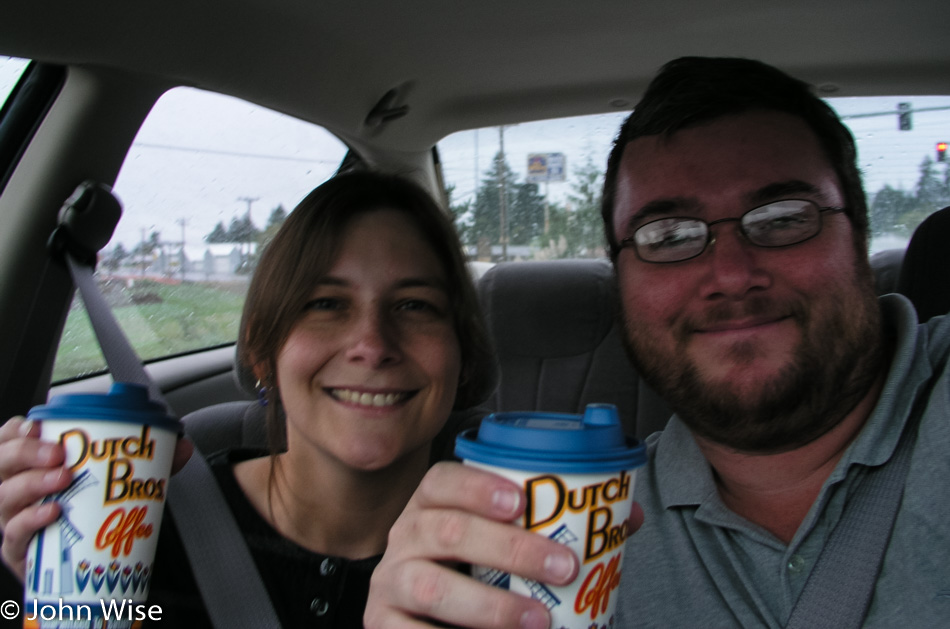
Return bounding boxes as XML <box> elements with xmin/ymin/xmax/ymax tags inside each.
<box><xmin>53</xmin><ymin>278</ymin><xmax>248</xmax><ymax>382</ymax></box>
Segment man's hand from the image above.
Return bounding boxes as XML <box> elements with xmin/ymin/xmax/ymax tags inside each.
<box><xmin>365</xmin><ymin>461</ymin><xmax>581</xmax><ymax>629</ymax></box>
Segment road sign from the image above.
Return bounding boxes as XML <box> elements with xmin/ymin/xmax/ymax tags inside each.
<box><xmin>526</xmin><ymin>153</ymin><xmax>566</xmax><ymax>183</ymax></box>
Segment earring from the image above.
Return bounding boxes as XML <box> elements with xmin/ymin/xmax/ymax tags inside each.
<box><xmin>256</xmin><ymin>379</ymin><xmax>269</xmax><ymax>407</ymax></box>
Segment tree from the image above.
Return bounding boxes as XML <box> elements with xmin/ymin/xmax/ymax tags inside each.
<box><xmin>469</xmin><ymin>151</ymin><xmax>545</xmax><ymax>258</ymax></box>
<box><xmin>227</xmin><ymin>215</ymin><xmax>259</xmax><ymax>243</ymax></box>
<box><xmin>509</xmin><ymin>182</ymin><xmax>545</xmax><ymax>245</ymax></box>
<box><xmin>446</xmin><ymin>184</ymin><xmax>472</xmax><ymax>246</ymax></box>
<box><xmin>101</xmin><ymin>242</ymin><xmax>128</xmax><ymax>271</ymax></box>
<box><xmin>265</xmin><ymin>205</ymin><xmax>288</xmax><ymax>231</ymax></box>
<box><xmin>564</xmin><ymin>157</ymin><xmax>606</xmax><ymax>257</ymax></box>
<box><xmin>869</xmin><ymin>185</ymin><xmax>916</xmax><ymax>237</ymax></box>
<box><xmin>259</xmin><ymin>204</ymin><xmax>289</xmax><ymax>250</ymax></box>
<box><xmin>915</xmin><ymin>155</ymin><xmax>950</xmax><ymax>213</ymax></box>
<box><xmin>868</xmin><ymin>154</ymin><xmax>950</xmax><ymax>240</ymax></box>
<box><xmin>205</xmin><ymin>221</ymin><xmax>229</xmax><ymax>243</ymax></box>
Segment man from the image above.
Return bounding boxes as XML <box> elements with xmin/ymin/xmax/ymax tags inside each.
<box><xmin>364</xmin><ymin>57</ymin><xmax>950</xmax><ymax>628</ymax></box>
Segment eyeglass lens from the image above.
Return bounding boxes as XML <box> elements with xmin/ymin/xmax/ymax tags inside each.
<box><xmin>632</xmin><ymin>200</ymin><xmax>822</xmax><ymax>263</ymax></box>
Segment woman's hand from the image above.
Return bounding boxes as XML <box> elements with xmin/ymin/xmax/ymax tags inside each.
<box><xmin>0</xmin><ymin>417</ymin><xmax>72</xmax><ymax>581</ymax></box>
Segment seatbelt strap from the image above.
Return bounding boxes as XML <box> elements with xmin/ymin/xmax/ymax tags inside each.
<box><xmin>785</xmin><ymin>397</ymin><xmax>922</xmax><ymax>629</ymax></box>
<box><xmin>56</xmin><ymin>182</ymin><xmax>282</xmax><ymax>629</ymax></box>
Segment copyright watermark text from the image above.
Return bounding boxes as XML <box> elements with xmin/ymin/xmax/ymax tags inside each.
<box><xmin>2</xmin><ymin>598</ymin><xmax>162</xmax><ymax>623</ymax></box>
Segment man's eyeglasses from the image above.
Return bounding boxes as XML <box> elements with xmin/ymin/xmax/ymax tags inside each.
<box><xmin>619</xmin><ymin>199</ymin><xmax>846</xmax><ymax>264</ymax></box>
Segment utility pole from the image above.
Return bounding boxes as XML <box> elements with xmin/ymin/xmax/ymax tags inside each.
<box><xmin>176</xmin><ymin>218</ymin><xmax>187</xmax><ymax>282</ymax></box>
<box><xmin>237</xmin><ymin>196</ymin><xmax>259</xmax><ymax>264</ymax></box>
<box><xmin>497</xmin><ymin>126</ymin><xmax>509</xmax><ymax>261</ymax></box>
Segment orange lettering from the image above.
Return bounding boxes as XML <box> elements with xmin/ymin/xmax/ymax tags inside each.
<box><xmin>95</xmin><ymin>506</ymin><xmax>154</xmax><ymax>558</ymax></box>
<box><xmin>574</xmin><ymin>554</ymin><xmax>622</xmax><ymax>620</ymax></box>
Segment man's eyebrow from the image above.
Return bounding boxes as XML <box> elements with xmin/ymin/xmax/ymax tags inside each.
<box><xmin>620</xmin><ymin>197</ymin><xmax>698</xmax><ymax>236</ymax></box>
<box><xmin>748</xmin><ymin>180</ymin><xmax>822</xmax><ymax>205</ymax></box>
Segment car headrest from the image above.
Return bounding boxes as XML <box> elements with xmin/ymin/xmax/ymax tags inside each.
<box><xmin>475</xmin><ymin>259</ymin><xmax>668</xmax><ymax>437</ymax></box>
<box><xmin>478</xmin><ymin>259</ymin><xmax>616</xmax><ymax>357</ymax></box>
<box><xmin>897</xmin><ymin>205</ymin><xmax>950</xmax><ymax>322</ymax></box>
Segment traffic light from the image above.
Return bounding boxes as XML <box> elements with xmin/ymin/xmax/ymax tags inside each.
<box><xmin>898</xmin><ymin>103</ymin><xmax>912</xmax><ymax>131</ymax></box>
<box><xmin>938</xmin><ymin>142</ymin><xmax>948</xmax><ymax>163</ymax></box>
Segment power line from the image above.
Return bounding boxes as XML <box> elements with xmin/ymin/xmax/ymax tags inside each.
<box><xmin>131</xmin><ymin>141</ymin><xmax>341</xmax><ymax>165</ymax></box>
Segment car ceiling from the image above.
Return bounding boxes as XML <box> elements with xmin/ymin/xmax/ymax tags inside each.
<box><xmin>1</xmin><ymin>0</ymin><xmax>949</xmax><ymax>156</ymax></box>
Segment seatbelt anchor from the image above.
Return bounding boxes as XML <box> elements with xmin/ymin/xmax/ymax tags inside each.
<box><xmin>47</xmin><ymin>180</ymin><xmax>122</xmax><ymax>267</ymax></box>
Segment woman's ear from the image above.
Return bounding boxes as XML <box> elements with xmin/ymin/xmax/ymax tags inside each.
<box><xmin>252</xmin><ymin>362</ymin><xmax>268</xmax><ymax>385</ymax></box>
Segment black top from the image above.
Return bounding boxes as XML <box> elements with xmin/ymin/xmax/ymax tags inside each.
<box><xmin>147</xmin><ymin>449</ymin><xmax>381</xmax><ymax>628</ymax></box>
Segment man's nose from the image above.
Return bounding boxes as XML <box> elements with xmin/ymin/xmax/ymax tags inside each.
<box><xmin>700</xmin><ymin>225</ymin><xmax>771</xmax><ymax>299</ymax></box>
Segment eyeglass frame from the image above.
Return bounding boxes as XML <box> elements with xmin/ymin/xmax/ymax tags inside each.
<box><xmin>617</xmin><ymin>199</ymin><xmax>847</xmax><ymax>264</ymax></box>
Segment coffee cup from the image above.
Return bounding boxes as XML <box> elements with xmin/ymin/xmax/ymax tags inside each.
<box><xmin>455</xmin><ymin>404</ymin><xmax>646</xmax><ymax>629</ymax></box>
<box><xmin>23</xmin><ymin>382</ymin><xmax>181</xmax><ymax>629</ymax></box>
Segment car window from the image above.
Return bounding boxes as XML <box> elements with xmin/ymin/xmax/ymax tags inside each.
<box><xmin>53</xmin><ymin>87</ymin><xmax>348</xmax><ymax>382</ymax></box>
<box><xmin>0</xmin><ymin>56</ymin><xmax>30</xmax><ymax>109</ymax></box>
<box><xmin>437</xmin><ymin>96</ymin><xmax>950</xmax><ymax>261</ymax></box>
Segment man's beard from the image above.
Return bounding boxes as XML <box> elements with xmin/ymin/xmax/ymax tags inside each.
<box><xmin>621</xmin><ymin>277</ymin><xmax>885</xmax><ymax>453</ymax></box>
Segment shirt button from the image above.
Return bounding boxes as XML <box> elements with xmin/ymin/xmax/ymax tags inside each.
<box><xmin>787</xmin><ymin>555</ymin><xmax>806</xmax><ymax>574</ymax></box>
<box><xmin>320</xmin><ymin>558</ymin><xmax>338</xmax><ymax>576</ymax></box>
<box><xmin>311</xmin><ymin>597</ymin><xmax>329</xmax><ymax>617</ymax></box>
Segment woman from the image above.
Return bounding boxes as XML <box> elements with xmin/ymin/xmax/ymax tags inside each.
<box><xmin>0</xmin><ymin>171</ymin><xmax>496</xmax><ymax>627</ymax></box>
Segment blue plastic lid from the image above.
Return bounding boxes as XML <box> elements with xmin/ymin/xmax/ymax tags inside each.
<box><xmin>28</xmin><ymin>382</ymin><xmax>182</xmax><ymax>433</ymax></box>
<box><xmin>455</xmin><ymin>404</ymin><xmax>647</xmax><ymax>474</ymax></box>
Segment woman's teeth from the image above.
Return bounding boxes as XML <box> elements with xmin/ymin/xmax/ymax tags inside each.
<box><xmin>331</xmin><ymin>389</ymin><xmax>408</xmax><ymax>407</ymax></box>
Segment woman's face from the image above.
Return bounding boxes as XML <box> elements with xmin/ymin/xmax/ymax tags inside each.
<box><xmin>275</xmin><ymin>209</ymin><xmax>462</xmax><ymax>472</ymax></box>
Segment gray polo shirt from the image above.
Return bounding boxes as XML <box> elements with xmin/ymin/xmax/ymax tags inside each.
<box><xmin>616</xmin><ymin>295</ymin><xmax>950</xmax><ymax>628</ymax></box>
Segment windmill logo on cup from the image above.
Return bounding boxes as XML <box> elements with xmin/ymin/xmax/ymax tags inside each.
<box><xmin>23</xmin><ymin>383</ymin><xmax>180</xmax><ymax>629</ymax></box>
<box><xmin>455</xmin><ymin>404</ymin><xmax>646</xmax><ymax>629</ymax></box>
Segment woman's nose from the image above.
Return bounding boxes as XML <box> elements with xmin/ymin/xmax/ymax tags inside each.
<box><xmin>345</xmin><ymin>310</ymin><xmax>401</xmax><ymax>366</ymax></box>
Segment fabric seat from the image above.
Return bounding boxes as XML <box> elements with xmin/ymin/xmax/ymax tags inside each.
<box><xmin>896</xmin><ymin>205</ymin><xmax>950</xmax><ymax>322</ymax></box>
<box><xmin>475</xmin><ymin>259</ymin><xmax>671</xmax><ymax>438</ymax></box>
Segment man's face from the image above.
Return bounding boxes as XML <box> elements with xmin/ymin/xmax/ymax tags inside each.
<box><xmin>612</xmin><ymin>110</ymin><xmax>883</xmax><ymax>452</ymax></box>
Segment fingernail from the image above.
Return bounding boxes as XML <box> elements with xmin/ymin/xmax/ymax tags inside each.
<box><xmin>37</xmin><ymin>444</ymin><xmax>56</xmax><ymax>464</ymax></box>
<box><xmin>543</xmin><ymin>551</ymin><xmax>575</xmax><ymax>582</ymax></box>
<box><xmin>491</xmin><ymin>489</ymin><xmax>520</xmax><ymax>517</ymax></box>
<box><xmin>44</xmin><ymin>468</ymin><xmax>64</xmax><ymax>485</ymax></box>
<box><xmin>520</xmin><ymin>609</ymin><xmax>549</xmax><ymax>629</ymax></box>
<box><xmin>18</xmin><ymin>419</ymin><xmax>34</xmax><ymax>437</ymax></box>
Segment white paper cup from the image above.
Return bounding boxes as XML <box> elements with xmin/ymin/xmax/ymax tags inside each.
<box><xmin>23</xmin><ymin>383</ymin><xmax>180</xmax><ymax>629</ymax></box>
<box><xmin>455</xmin><ymin>404</ymin><xmax>646</xmax><ymax>629</ymax></box>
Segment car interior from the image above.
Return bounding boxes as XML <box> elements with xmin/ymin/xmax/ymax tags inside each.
<box><xmin>0</xmin><ymin>0</ymin><xmax>948</xmax><ymax>607</ymax></box>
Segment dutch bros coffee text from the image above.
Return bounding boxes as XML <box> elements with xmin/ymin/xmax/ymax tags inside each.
<box><xmin>60</xmin><ymin>425</ymin><xmax>167</xmax><ymax>505</ymax></box>
<box><xmin>524</xmin><ymin>470</ymin><xmax>632</xmax><ymax>562</ymax></box>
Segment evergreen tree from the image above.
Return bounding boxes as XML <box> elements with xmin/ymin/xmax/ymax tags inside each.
<box><xmin>869</xmin><ymin>185</ymin><xmax>916</xmax><ymax>237</ymax></box>
<box><xmin>564</xmin><ymin>157</ymin><xmax>606</xmax><ymax>257</ymax></box>
<box><xmin>205</xmin><ymin>221</ymin><xmax>228</xmax><ymax>243</ymax></box>
<box><xmin>446</xmin><ymin>184</ymin><xmax>472</xmax><ymax>246</ymax></box>
<box><xmin>266</xmin><ymin>205</ymin><xmax>288</xmax><ymax>231</ymax></box>
<box><xmin>227</xmin><ymin>215</ymin><xmax>259</xmax><ymax>243</ymax></box>
<box><xmin>470</xmin><ymin>151</ymin><xmax>545</xmax><ymax>257</ymax></box>
<box><xmin>915</xmin><ymin>155</ymin><xmax>950</xmax><ymax>213</ymax></box>
<box><xmin>259</xmin><ymin>204</ymin><xmax>289</xmax><ymax>250</ymax></box>
<box><xmin>101</xmin><ymin>242</ymin><xmax>128</xmax><ymax>271</ymax></box>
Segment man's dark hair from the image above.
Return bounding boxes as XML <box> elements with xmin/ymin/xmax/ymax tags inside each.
<box><xmin>601</xmin><ymin>56</ymin><xmax>868</xmax><ymax>259</ymax></box>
